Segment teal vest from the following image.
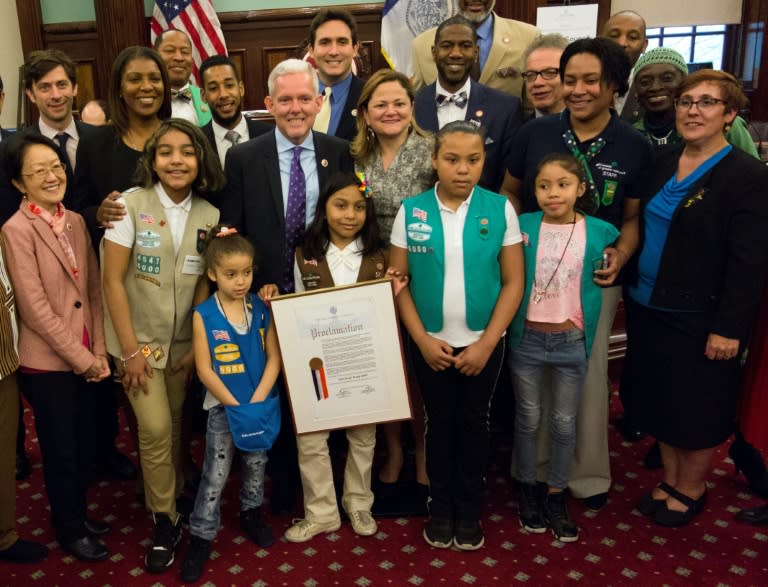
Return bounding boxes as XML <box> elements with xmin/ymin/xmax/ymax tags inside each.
<box><xmin>403</xmin><ymin>186</ymin><xmax>507</xmax><ymax>332</ymax></box>
<box><xmin>508</xmin><ymin>211</ymin><xmax>620</xmax><ymax>357</ymax></box>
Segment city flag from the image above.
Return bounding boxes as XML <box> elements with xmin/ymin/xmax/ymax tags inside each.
<box><xmin>381</xmin><ymin>0</ymin><xmax>458</xmax><ymax>75</ymax></box>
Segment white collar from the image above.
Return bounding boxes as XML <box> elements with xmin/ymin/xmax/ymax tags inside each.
<box><xmin>38</xmin><ymin>117</ymin><xmax>77</xmax><ymax>140</ymax></box>
<box><xmin>435</xmin><ymin>77</ymin><xmax>471</xmax><ymax>100</ymax></box>
<box><xmin>326</xmin><ymin>239</ymin><xmax>362</xmax><ymax>271</ymax></box>
<box><xmin>154</xmin><ymin>182</ymin><xmax>192</xmax><ymax>211</ymax></box>
<box><xmin>212</xmin><ymin>115</ymin><xmax>249</xmax><ymax>142</ymax></box>
<box><xmin>434</xmin><ymin>182</ymin><xmax>474</xmax><ymax>212</ymax></box>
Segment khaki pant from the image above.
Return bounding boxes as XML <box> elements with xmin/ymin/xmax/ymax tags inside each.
<box><xmin>0</xmin><ymin>374</ymin><xmax>19</xmax><ymax>550</ymax></box>
<box><xmin>125</xmin><ymin>360</ymin><xmax>188</xmax><ymax>516</ymax></box>
<box><xmin>296</xmin><ymin>425</ymin><xmax>376</xmax><ymax>523</ymax></box>
<box><xmin>536</xmin><ymin>286</ymin><xmax>621</xmax><ymax>498</ymax></box>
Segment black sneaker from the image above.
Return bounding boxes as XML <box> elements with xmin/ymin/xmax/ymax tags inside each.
<box><xmin>543</xmin><ymin>492</ymin><xmax>579</xmax><ymax>543</ymax></box>
<box><xmin>453</xmin><ymin>520</ymin><xmax>484</xmax><ymax>550</ymax></box>
<box><xmin>180</xmin><ymin>536</ymin><xmax>210</xmax><ymax>583</ymax></box>
<box><xmin>423</xmin><ymin>517</ymin><xmax>453</xmax><ymax>548</ymax></box>
<box><xmin>240</xmin><ymin>507</ymin><xmax>275</xmax><ymax>548</ymax></box>
<box><xmin>146</xmin><ymin>513</ymin><xmax>182</xmax><ymax>573</ymax></box>
<box><xmin>518</xmin><ymin>482</ymin><xmax>547</xmax><ymax>533</ymax></box>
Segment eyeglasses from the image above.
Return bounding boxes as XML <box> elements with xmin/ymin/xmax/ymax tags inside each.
<box><xmin>522</xmin><ymin>68</ymin><xmax>560</xmax><ymax>83</ymax></box>
<box><xmin>674</xmin><ymin>97</ymin><xmax>726</xmax><ymax>111</ymax></box>
<box><xmin>21</xmin><ymin>162</ymin><xmax>67</xmax><ymax>179</ymax></box>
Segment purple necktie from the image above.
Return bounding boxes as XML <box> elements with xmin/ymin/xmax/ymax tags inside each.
<box><xmin>283</xmin><ymin>146</ymin><xmax>306</xmax><ymax>292</ymax></box>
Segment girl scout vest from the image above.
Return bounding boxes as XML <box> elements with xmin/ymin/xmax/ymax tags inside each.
<box><xmin>295</xmin><ymin>247</ymin><xmax>388</xmax><ymax>290</ymax></box>
<box><xmin>403</xmin><ymin>186</ymin><xmax>507</xmax><ymax>332</ymax></box>
<box><xmin>103</xmin><ymin>185</ymin><xmax>219</xmax><ymax>369</ymax></box>
<box><xmin>197</xmin><ymin>293</ymin><xmax>280</xmax><ymax>452</ymax></box>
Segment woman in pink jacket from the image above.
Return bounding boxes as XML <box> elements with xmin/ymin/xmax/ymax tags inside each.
<box><xmin>2</xmin><ymin>134</ymin><xmax>111</xmax><ymax>562</ymax></box>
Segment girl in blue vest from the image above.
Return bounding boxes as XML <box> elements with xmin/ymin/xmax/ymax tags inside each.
<box><xmin>508</xmin><ymin>153</ymin><xmax>619</xmax><ymax>543</ymax></box>
<box><xmin>388</xmin><ymin>120</ymin><xmax>525</xmax><ymax>550</ymax></box>
<box><xmin>180</xmin><ymin>225</ymin><xmax>281</xmax><ymax>582</ymax></box>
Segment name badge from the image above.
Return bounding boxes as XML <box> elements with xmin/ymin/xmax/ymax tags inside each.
<box><xmin>182</xmin><ymin>255</ymin><xmax>204</xmax><ymax>275</ymax></box>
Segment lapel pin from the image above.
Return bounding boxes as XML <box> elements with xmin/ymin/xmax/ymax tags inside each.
<box><xmin>66</xmin><ymin>223</ymin><xmax>72</xmax><ymax>231</ymax></box>
<box><xmin>503</xmin><ymin>36</ymin><xmax>510</xmax><ymax>44</ymax></box>
<box><xmin>351</xmin><ymin>109</ymin><xmax>357</xmax><ymax>117</ymax></box>
<box><xmin>321</xmin><ymin>159</ymin><xmax>328</xmax><ymax>168</ymax></box>
<box><xmin>475</xmin><ymin>110</ymin><xmax>484</xmax><ymax>118</ymax></box>
<box><xmin>201</xmin><ymin>104</ymin><xmax>208</xmax><ymax>112</ymax></box>
<box><xmin>159</xmin><ymin>220</ymin><xmax>166</xmax><ymax>227</ymax></box>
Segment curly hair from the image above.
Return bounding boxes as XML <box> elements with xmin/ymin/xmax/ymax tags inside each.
<box><xmin>560</xmin><ymin>37</ymin><xmax>631</xmax><ymax>97</ymax></box>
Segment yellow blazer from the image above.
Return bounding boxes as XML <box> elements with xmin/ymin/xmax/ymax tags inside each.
<box><xmin>410</xmin><ymin>13</ymin><xmax>540</xmax><ymax>99</ymax></box>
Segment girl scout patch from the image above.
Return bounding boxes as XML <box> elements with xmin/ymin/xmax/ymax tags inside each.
<box><xmin>407</xmin><ymin>222</ymin><xmax>432</xmax><ymax>242</ymax></box>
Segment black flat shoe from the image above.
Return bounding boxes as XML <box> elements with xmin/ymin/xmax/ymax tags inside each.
<box><xmin>582</xmin><ymin>492</ymin><xmax>608</xmax><ymax>511</ymax></box>
<box><xmin>729</xmin><ymin>437</ymin><xmax>768</xmax><ymax>499</ymax></box>
<box><xmin>652</xmin><ymin>484</ymin><xmax>707</xmax><ymax>528</ymax></box>
<box><xmin>0</xmin><ymin>539</ymin><xmax>48</xmax><ymax>563</ymax></box>
<box><xmin>61</xmin><ymin>536</ymin><xmax>109</xmax><ymax>562</ymax></box>
<box><xmin>85</xmin><ymin>518</ymin><xmax>111</xmax><ymax>536</ymax></box>
<box><xmin>734</xmin><ymin>503</ymin><xmax>768</xmax><ymax>525</ymax></box>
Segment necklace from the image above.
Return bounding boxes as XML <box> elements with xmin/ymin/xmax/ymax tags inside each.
<box><xmin>215</xmin><ymin>292</ymin><xmax>250</xmax><ymax>331</ymax></box>
<box><xmin>650</xmin><ymin>128</ymin><xmax>675</xmax><ymax>146</ymax></box>
<box><xmin>533</xmin><ymin>215</ymin><xmax>577</xmax><ymax>304</ymax></box>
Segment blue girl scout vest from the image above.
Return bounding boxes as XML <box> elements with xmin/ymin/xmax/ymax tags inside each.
<box><xmin>196</xmin><ymin>293</ymin><xmax>280</xmax><ymax>451</ymax></box>
<box><xmin>403</xmin><ymin>186</ymin><xmax>507</xmax><ymax>332</ymax></box>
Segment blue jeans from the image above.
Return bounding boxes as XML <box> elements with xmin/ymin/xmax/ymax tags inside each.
<box><xmin>509</xmin><ymin>327</ymin><xmax>588</xmax><ymax>489</ymax></box>
<box><xmin>190</xmin><ymin>406</ymin><xmax>268</xmax><ymax>541</ymax></box>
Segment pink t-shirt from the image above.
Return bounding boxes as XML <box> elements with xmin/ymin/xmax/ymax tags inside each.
<box><xmin>526</xmin><ymin>218</ymin><xmax>586</xmax><ymax>329</ymax></box>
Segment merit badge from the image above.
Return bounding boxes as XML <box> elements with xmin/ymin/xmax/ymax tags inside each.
<box><xmin>140</xmin><ymin>344</ymin><xmax>152</xmax><ymax>358</ymax></box>
<box><xmin>159</xmin><ymin>220</ymin><xmax>166</xmax><ymax>227</ymax></box>
<box><xmin>197</xmin><ymin>229</ymin><xmax>207</xmax><ymax>253</ymax></box>
<box><xmin>601</xmin><ymin>180</ymin><xmax>618</xmax><ymax>207</ymax></box>
<box><xmin>152</xmin><ymin>346</ymin><xmax>165</xmax><ymax>361</ymax></box>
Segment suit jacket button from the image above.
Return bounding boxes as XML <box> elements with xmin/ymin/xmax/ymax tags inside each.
<box><xmin>74</xmin><ymin>301</ymin><xmax>82</xmax><ymax>309</ymax></box>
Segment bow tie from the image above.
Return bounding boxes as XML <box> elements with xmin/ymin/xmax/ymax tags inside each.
<box><xmin>436</xmin><ymin>91</ymin><xmax>468</xmax><ymax>109</ymax></box>
<box><xmin>171</xmin><ymin>88</ymin><xmax>192</xmax><ymax>102</ymax></box>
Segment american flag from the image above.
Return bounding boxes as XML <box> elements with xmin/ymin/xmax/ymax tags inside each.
<box><xmin>212</xmin><ymin>330</ymin><xmax>230</xmax><ymax>341</ymax></box>
<box><xmin>150</xmin><ymin>0</ymin><xmax>227</xmax><ymax>84</ymax></box>
<box><xmin>412</xmin><ymin>207</ymin><xmax>428</xmax><ymax>222</ymax></box>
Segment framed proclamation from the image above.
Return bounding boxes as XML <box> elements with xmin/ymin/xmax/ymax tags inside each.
<box><xmin>270</xmin><ymin>279</ymin><xmax>412</xmax><ymax>434</ymax></box>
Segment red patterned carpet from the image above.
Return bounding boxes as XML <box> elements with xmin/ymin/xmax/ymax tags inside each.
<box><xmin>6</xmin><ymin>392</ymin><xmax>768</xmax><ymax>587</ymax></box>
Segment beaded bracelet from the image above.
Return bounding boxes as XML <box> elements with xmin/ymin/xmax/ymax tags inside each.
<box><xmin>120</xmin><ymin>347</ymin><xmax>142</xmax><ymax>368</ymax></box>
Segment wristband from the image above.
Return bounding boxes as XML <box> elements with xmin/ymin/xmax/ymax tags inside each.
<box><xmin>120</xmin><ymin>347</ymin><xmax>142</xmax><ymax>368</ymax></box>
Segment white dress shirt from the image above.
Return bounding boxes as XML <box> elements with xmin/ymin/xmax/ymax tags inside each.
<box><xmin>435</xmin><ymin>78</ymin><xmax>471</xmax><ymax>130</ymax></box>
<box><xmin>212</xmin><ymin>115</ymin><xmax>249</xmax><ymax>164</ymax></box>
<box><xmin>38</xmin><ymin>117</ymin><xmax>79</xmax><ymax>171</ymax></box>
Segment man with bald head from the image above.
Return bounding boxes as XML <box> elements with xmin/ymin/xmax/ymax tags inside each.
<box><xmin>154</xmin><ymin>29</ymin><xmax>211</xmax><ymax>126</ymax></box>
<box><xmin>601</xmin><ymin>10</ymin><xmax>648</xmax><ymax>122</ymax></box>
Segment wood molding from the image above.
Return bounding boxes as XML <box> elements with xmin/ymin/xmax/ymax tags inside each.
<box><xmin>15</xmin><ymin>0</ymin><xmax>44</xmax><ymax>56</ymax></box>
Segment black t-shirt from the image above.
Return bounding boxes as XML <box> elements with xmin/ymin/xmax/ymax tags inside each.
<box><xmin>506</xmin><ymin>110</ymin><xmax>652</xmax><ymax>229</ymax></box>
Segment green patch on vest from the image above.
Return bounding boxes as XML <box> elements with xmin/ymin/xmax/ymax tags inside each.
<box><xmin>137</xmin><ymin>254</ymin><xmax>161</xmax><ymax>274</ymax></box>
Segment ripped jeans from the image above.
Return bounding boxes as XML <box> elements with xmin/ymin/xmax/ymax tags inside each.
<box><xmin>189</xmin><ymin>405</ymin><xmax>267</xmax><ymax>541</ymax></box>
<box><xmin>509</xmin><ymin>327</ymin><xmax>587</xmax><ymax>490</ymax></box>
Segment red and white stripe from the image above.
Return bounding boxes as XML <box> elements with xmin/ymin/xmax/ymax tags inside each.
<box><xmin>150</xmin><ymin>0</ymin><xmax>227</xmax><ymax>84</ymax></box>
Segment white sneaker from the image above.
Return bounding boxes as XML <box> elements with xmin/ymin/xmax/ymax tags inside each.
<box><xmin>348</xmin><ymin>511</ymin><xmax>377</xmax><ymax>537</ymax></box>
<box><xmin>284</xmin><ymin>518</ymin><xmax>341</xmax><ymax>543</ymax></box>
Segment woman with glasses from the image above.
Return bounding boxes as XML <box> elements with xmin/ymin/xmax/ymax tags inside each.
<box><xmin>621</xmin><ymin>69</ymin><xmax>768</xmax><ymax>527</ymax></box>
<box><xmin>1</xmin><ymin>134</ymin><xmax>111</xmax><ymax>561</ymax></box>
<box><xmin>631</xmin><ymin>47</ymin><xmax>758</xmax><ymax>156</ymax></box>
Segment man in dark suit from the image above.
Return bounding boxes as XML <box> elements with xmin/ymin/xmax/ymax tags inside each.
<box><xmin>0</xmin><ymin>75</ymin><xmax>12</xmax><ymax>142</ymax></box>
<box><xmin>198</xmin><ymin>55</ymin><xmax>272</xmax><ymax>166</ymax></box>
<box><xmin>0</xmin><ymin>50</ymin><xmax>100</xmax><ymax>225</ymax></box>
<box><xmin>413</xmin><ymin>15</ymin><xmax>521</xmax><ymax>193</ymax></box>
<box><xmin>219</xmin><ymin>58</ymin><xmax>353</xmax><ymax>514</ymax></box>
<box><xmin>220</xmin><ymin>58</ymin><xmax>353</xmax><ymax>291</ymax></box>
<box><xmin>307</xmin><ymin>9</ymin><xmax>363</xmax><ymax>142</ymax></box>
